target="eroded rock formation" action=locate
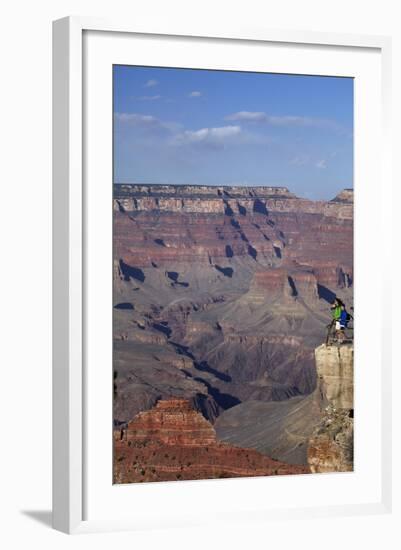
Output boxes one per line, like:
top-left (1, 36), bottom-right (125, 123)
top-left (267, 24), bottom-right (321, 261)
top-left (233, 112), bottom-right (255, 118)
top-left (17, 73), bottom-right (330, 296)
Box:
top-left (114, 399), bottom-right (309, 483)
top-left (307, 343), bottom-right (354, 473)
top-left (125, 399), bottom-right (217, 446)
top-left (307, 405), bottom-right (353, 473)
top-left (314, 344), bottom-right (353, 409)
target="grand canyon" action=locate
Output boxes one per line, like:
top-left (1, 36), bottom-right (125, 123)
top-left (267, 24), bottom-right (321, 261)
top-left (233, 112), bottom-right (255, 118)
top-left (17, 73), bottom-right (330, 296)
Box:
top-left (113, 183), bottom-right (354, 482)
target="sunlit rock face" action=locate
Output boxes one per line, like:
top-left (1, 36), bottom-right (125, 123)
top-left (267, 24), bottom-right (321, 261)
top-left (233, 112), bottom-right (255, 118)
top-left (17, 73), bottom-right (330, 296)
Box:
top-left (314, 344), bottom-right (353, 409)
top-left (113, 184), bottom-right (353, 271)
top-left (307, 343), bottom-right (354, 473)
top-left (113, 399), bottom-right (310, 484)
top-left (125, 399), bottom-right (217, 447)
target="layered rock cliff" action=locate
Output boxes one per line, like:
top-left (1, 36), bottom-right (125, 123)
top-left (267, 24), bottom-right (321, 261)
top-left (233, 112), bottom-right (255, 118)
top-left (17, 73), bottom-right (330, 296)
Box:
top-left (114, 184), bottom-right (353, 219)
top-left (113, 184), bottom-right (353, 272)
top-left (307, 343), bottom-right (354, 473)
top-left (113, 183), bottom-right (353, 473)
top-left (125, 399), bottom-right (217, 446)
top-left (114, 399), bottom-right (309, 483)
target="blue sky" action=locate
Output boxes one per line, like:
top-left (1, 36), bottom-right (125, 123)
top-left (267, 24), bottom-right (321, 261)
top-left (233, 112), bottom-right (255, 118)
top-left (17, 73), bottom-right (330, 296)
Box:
top-left (113, 65), bottom-right (353, 200)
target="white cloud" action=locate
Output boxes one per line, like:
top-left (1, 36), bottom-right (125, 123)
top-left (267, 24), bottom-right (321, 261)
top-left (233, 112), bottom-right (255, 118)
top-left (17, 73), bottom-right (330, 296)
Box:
top-left (269, 115), bottom-right (335, 128)
top-left (115, 112), bottom-right (161, 126)
top-left (226, 111), bottom-right (267, 122)
top-left (114, 112), bottom-right (180, 133)
top-left (144, 79), bottom-right (158, 88)
top-left (315, 159), bottom-right (327, 169)
top-left (189, 91), bottom-right (202, 97)
top-left (225, 111), bottom-right (340, 130)
top-left (115, 113), bottom-right (267, 149)
top-left (173, 125), bottom-right (242, 147)
top-left (290, 155), bottom-right (330, 169)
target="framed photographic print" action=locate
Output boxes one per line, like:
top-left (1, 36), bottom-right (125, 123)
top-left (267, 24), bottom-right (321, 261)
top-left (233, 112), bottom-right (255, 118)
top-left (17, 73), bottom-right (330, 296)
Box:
top-left (52, 17), bottom-right (392, 534)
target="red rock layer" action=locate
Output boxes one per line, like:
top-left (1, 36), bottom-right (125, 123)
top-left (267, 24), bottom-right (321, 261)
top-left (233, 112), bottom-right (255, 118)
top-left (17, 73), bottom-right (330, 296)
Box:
top-left (249, 266), bottom-right (320, 304)
top-left (251, 268), bottom-right (287, 294)
top-left (312, 261), bottom-right (352, 289)
top-left (289, 269), bottom-right (319, 302)
top-left (125, 399), bottom-right (217, 446)
top-left (113, 185), bottom-right (353, 287)
top-left (114, 399), bottom-right (309, 483)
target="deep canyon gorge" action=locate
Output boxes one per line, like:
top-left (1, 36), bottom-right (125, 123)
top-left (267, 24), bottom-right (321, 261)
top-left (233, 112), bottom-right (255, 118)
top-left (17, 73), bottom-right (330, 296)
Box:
top-left (113, 184), bottom-right (354, 482)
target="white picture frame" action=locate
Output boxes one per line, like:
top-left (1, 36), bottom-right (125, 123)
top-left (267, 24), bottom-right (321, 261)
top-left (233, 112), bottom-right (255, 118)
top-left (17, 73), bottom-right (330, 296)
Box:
top-left (52, 16), bottom-right (392, 534)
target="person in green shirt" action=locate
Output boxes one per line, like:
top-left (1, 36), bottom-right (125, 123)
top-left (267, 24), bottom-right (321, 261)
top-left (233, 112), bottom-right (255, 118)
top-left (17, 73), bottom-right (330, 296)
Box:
top-left (330, 298), bottom-right (345, 343)
top-left (331, 299), bottom-right (342, 322)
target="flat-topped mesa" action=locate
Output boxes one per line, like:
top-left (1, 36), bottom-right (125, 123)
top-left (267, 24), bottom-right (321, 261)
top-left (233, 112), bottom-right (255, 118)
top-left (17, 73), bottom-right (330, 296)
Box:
top-left (125, 398), bottom-right (217, 447)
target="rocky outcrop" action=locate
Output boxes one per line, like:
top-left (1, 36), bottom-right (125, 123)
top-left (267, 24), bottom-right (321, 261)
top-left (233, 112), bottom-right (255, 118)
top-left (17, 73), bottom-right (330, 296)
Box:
top-left (288, 269), bottom-right (319, 303)
top-left (114, 399), bottom-right (309, 483)
top-left (307, 405), bottom-right (353, 473)
top-left (331, 189), bottom-right (354, 203)
top-left (313, 261), bottom-right (352, 290)
top-left (125, 399), bottom-right (217, 446)
top-left (314, 344), bottom-right (353, 409)
top-left (307, 343), bottom-right (354, 473)
top-left (249, 267), bottom-right (319, 306)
